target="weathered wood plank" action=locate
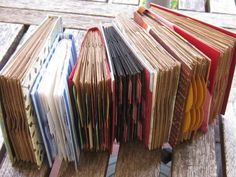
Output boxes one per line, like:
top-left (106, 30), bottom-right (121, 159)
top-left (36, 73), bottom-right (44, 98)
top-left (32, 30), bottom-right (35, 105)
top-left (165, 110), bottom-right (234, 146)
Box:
top-left (112, 0), bottom-right (140, 5)
top-left (0, 6), bottom-right (235, 31)
top-left (115, 142), bottom-right (161, 177)
top-left (208, 0), bottom-right (236, 15)
top-left (0, 7), bottom-right (111, 30)
top-left (179, 10), bottom-right (236, 29)
top-left (223, 64), bottom-right (236, 176)
top-left (178, 0), bottom-right (205, 12)
top-left (61, 152), bottom-right (109, 177)
top-left (0, 155), bottom-right (49, 177)
top-left (171, 126), bottom-right (217, 177)
top-left (225, 65), bottom-right (236, 115)
top-left (214, 119), bottom-right (223, 177)
top-left (0, 22), bottom-right (25, 69)
top-left (0, 0), bottom-right (136, 18)
top-left (90, 0), bottom-right (107, 2)
top-left (221, 114), bottom-right (236, 177)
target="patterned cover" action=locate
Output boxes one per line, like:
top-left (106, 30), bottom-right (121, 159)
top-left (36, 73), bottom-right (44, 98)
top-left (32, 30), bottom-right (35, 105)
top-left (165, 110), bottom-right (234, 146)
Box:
top-left (0, 16), bottom-right (63, 167)
top-left (31, 33), bottom-right (80, 168)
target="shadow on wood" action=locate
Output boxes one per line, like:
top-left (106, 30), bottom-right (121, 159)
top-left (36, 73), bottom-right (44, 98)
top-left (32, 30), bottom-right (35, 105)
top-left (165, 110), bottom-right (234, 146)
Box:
top-left (61, 151), bottom-right (109, 177)
top-left (221, 114), bottom-right (236, 177)
top-left (115, 142), bottom-right (161, 177)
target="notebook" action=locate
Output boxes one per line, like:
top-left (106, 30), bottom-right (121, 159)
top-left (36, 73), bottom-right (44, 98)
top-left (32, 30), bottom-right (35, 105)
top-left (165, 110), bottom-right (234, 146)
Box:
top-left (69, 27), bottom-right (112, 151)
top-left (114, 15), bottom-right (181, 149)
top-left (148, 4), bottom-right (236, 124)
top-left (0, 16), bottom-right (62, 166)
top-left (102, 24), bottom-right (145, 143)
top-left (134, 9), bottom-right (211, 146)
top-left (30, 34), bottom-right (80, 168)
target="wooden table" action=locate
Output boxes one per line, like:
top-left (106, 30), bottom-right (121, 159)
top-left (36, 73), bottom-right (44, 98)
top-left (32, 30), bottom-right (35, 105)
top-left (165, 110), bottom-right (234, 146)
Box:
top-left (0, 0), bottom-right (235, 177)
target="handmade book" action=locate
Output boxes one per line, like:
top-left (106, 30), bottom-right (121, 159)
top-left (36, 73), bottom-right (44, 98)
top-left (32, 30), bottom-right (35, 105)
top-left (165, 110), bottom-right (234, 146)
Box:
top-left (0, 16), bottom-right (62, 166)
top-left (133, 3), bottom-right (236, 147)
top-left (114, 16), bottom-right (181, 150)
top-left (102, 24), bottom-right (145, 143)
top-left (148, 4), bottom-right (236, 125)
top-left (134, 8), bottom-right (211, 146)
top-left (31, 34), bottom-right (80, 168)
top-left (69, 27), bottom-right (112, 151)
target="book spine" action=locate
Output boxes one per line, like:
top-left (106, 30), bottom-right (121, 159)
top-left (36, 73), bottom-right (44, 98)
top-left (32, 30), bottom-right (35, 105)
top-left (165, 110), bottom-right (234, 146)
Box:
top-left (169, 66), bottom-right (191, 147)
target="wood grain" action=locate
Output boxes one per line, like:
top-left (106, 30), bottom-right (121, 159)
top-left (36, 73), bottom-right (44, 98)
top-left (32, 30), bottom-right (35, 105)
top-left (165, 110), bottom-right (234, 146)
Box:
top-left (208, 0), bottom-right (236, 15)
top-left (62, 152), bottom-right (109, 177)
top-left (0, 22), bottom-right (25, 69)
top-left (178, 0), bottom-right (205, 12)
top-left (0, 4), bottom-right (235, 31)
top-left (171, 126), bottom-right (217, 177)
top-left (112, 0), bottom-right (140, 5)
top-left (223, 64), bottom-right (236, 177)
top-left (221, 114), bottom-right (236, 177)
top-left (0, 155), bottom-right (49, 177)
top-left (115, 142), bottom-right (161, 177)
top-left (0, 7), bottom-right (111, 30)
top-left (180, 10), bottom-right (236, 29)
top-left (0, 0), bottom-right (136, 18)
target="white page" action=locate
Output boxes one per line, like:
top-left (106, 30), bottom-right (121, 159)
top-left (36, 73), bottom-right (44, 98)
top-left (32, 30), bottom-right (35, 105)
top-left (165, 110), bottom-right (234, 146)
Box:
top-left (38, 40), bottom-right (68, 160)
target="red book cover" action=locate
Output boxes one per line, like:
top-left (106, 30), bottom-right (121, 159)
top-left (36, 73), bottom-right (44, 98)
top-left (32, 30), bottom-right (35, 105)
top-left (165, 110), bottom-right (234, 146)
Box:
top-left (143, 68), bottom-right (153, 148)
top-left (133, 9), bottom-right (213, 146)
top-left (150, 3), bottom-right (236, 114)
top-left (136, 7), bottom-right (220, 94)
